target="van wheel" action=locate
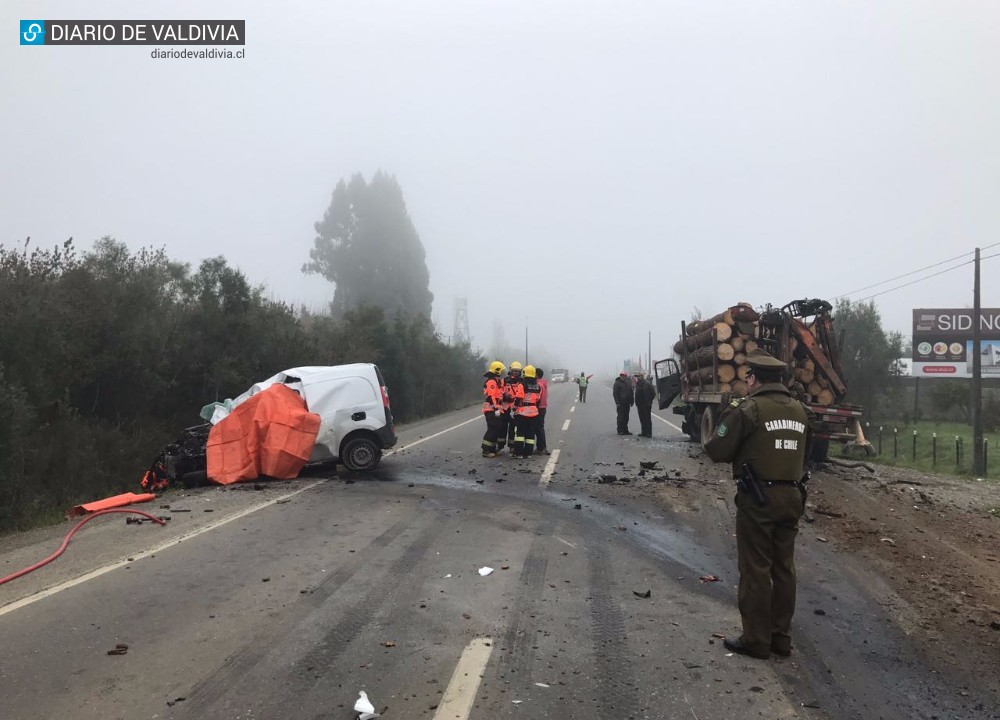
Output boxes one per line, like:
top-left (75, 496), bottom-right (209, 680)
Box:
top-left (342, 437), bottom-right (382, 471)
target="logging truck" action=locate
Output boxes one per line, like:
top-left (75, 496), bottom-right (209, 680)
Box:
top-left (653, 299), bottom-right (875, 461)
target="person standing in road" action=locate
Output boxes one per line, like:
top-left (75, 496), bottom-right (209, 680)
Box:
top-left (703, 349), bottom-right (813, 660)
top-left (575, 372), bottom-right (592, 402)
top-left (535, 368), bottom-right (550, 454)
top-left (512, 365), bottom-right (541, 458)
top-left (612, 371), bottom-right (634, 434)
top-left (503, 362), bottom-right (524, 453)
top-left (481, 361), bottom-right (506, 457)
top-left (634, 372), bottom-right (656, 438)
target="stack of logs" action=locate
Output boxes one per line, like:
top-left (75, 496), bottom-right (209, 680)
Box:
top-left (672, 303), bottom-right (836, 404)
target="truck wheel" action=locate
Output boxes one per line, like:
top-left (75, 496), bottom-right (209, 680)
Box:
top-left (700, 407), bottom-right (718, 446)
top-left (810, 439), bottom-right (830, 463)
top-left (686, 407), bottom-right (702, 442)
top-left (341, 436), bottom-right (382, 471)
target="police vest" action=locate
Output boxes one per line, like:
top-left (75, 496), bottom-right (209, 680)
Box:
top-left (734, 391), bottom-right (809, 482)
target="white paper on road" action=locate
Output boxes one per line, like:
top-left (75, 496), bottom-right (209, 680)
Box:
top-left (535, 682), bottom-right (550, 687)
top-left (479, 567), bottom-right (494, 576)
top-left (354, 690), bottom-right (376, 714)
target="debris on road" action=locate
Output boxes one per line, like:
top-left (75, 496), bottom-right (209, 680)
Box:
top-left (639, 461), bottom-right (659, 470)
top-left (816, 536), bottom-right (829, 542)
top-left (633, 589), bottom-right (651, 598)
top-left (69, 492), bottom-right (156, 518)
top-left (501, 564), bottom-right (510, 570)
top-left (383, 641), bottom-right (395, 648)
top-left (106, 644), bottom-right (129, 656)
top-left (880, 537), bottom-right (897, 546)
top-left (479, 567), bottom-right (494, 576)
top-left (598, 474), bottom-right (617, 483)
top-left (354, 690), bottom-right (377, 716)
top-left (535, 682), bottom-right (550, 688)
top-left (699, 575), bottom-right (719, 583)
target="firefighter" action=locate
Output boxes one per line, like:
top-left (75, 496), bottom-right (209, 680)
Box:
top-left (512, 365), bottom-right (541, 458)
top-left (481, 361), bottom-right (506, 457)
top-left (503, 362), bottom-right (524, 453)
top-left (703, 349), bottom-right (814, 660)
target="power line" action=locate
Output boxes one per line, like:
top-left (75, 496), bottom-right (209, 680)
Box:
top-left (857, 259), bottom-right (974, 302)
top-left (833, 241), bottom-right (1000, 300)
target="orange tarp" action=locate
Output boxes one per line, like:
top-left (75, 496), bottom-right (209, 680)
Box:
top-left (206, 383), bottom-right (321, 485)
top-left (69, 492), bottom-right (156, 517)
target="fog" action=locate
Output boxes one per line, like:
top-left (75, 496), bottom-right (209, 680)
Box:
top-left (4, 1), bottom-right (1000, 377)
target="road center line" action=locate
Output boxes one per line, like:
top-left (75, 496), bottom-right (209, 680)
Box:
top-left (570, 406), bottom-right (575, 413)
top-left (539, 449), bottom-right (561, 486)
top-left (387, 415), bottom-right (481, 455)
top-left (0, 480), bottom-right (324, 617)
top-left (433, 637), bottom-right (494, 720)
top-left (652, 413), bottom-right (684, 433)
top-left (561, 419), bottom-right (571, 431)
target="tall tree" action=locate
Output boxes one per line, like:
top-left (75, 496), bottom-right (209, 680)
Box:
top-left (304, 171), bottom-right (434, 319)
top-left (833, 299), bottom-right (905, 416)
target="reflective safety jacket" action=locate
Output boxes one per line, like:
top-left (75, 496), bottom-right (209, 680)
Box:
top-left (516, 378), bottom-right (541, 418)
top-left (482, 374), bottom-right (504, 414)
top-left (503, 374), bottom-right (524, 411)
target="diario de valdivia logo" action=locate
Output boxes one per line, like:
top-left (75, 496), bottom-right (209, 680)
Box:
top-left (19, 20), bottom-right (244, 45)
top-left (20, 20), bottom-right (46, 45)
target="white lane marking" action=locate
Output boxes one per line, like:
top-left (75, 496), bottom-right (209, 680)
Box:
top-left (386, 415), bottom-right (481, 455)
top-left (433, 637), bottom-right (494, 720)
top-left (561, 419), bottom-right (571, 431)
top-left (539, 449), bottom-right (561, 486)
top-left (554, 536), bottom-right (577, 549)
top-left (0, 480), bottom-right (324, 617)
top-left (653, 413), bottom-right (684, 433)
top-left (570, 406), bottom-right (575, 413)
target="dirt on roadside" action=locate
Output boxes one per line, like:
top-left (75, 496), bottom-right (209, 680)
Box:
top-left (582, 438), bottom-right (1000, 698)
top-left (801, 461), bottom-right (1000, 686)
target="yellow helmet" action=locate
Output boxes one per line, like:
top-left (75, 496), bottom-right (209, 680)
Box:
top-left (509, 361), bottom-right (523, 372)
top-left (489, 360), bottom-right (505, 375)
top-left (523, 365), bottom-right (537, 378)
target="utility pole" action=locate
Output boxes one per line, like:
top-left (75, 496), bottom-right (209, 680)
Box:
top-left (973, 247), bottom-right (984, 475)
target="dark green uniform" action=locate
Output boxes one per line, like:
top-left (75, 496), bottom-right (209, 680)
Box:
top-left (704, 375), bottom-right (813, 659)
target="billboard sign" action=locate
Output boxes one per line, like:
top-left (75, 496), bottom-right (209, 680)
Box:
top-left (912, 308), bottom-right (1000, 377)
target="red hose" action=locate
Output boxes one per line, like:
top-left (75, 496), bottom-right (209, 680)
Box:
top-left (0, 508), bottom-right (167, 586)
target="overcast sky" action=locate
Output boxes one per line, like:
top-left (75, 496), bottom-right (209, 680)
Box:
top-left (3, 1), bottom-right (1000, 377)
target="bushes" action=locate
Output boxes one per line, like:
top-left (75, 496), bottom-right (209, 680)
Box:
top-left (0, 238), bottom-right (482, 533)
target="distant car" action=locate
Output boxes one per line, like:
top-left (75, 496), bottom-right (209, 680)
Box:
top-left (153, 364), bottom-right (397, 486)
top-left (551, 368), bottom-right (569, 383)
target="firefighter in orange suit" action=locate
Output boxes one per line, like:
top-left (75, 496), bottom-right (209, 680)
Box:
top-left (512, 365), bottom-right (542, 458)
top-left (503, 362), bottom-right (524, 453)
top-left (482, 361), bottom-right (506, 457)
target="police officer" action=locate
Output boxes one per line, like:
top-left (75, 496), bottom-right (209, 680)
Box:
top-left (612, 372), bottom-right (634, 434)
top-left (704, 349), bottom-right (813, 660)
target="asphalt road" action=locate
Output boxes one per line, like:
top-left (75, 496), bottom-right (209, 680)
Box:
top-left (0, 381), bottom-right (995, 719)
